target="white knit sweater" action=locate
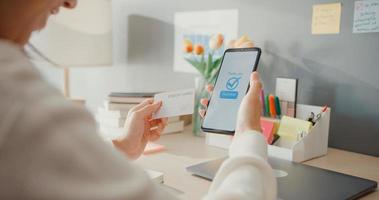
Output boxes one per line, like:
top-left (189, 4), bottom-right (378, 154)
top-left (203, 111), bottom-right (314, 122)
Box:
top-left (0, 40), bottom-right (277, 200)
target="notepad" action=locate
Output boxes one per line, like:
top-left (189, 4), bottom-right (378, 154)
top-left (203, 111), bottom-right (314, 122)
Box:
top-left (261, 118), bottom-right (275, 144)
top-left (277, 116), bottom-right (313, 142)
top-left (312, 3), bottom-right (342, 34)
top-left (353, 0), bottom-right (379, 33)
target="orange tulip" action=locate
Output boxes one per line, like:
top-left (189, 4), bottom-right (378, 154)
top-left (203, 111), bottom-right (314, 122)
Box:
top-left (234, 34), bottom-right (254, 48)
top-left (183, 39), bottom-right (193, 53)
top-left (209, 33), bottom-right (224, 50)
top-left (227, 39), bottom-right (237, 49)
top-left (238, 41), bottom-right (255, 48)
top-left (194, 44), bottom-right (205, 55)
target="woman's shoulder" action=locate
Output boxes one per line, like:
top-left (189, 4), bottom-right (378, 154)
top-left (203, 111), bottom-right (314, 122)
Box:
top-left (0, 43), bottom-right (87, 116)
top-left (0, 40), bottom-right (56, 100)
top-left (0, 40), bottom-right (80, 122)
top-left (0, 40), bottom-right (97, 148)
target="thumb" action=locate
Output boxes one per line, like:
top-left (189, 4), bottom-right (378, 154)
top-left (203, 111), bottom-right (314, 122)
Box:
top-left (247, 72), bottom-right (262, 97)
top-left (138, 101), bottom-right (162, 116)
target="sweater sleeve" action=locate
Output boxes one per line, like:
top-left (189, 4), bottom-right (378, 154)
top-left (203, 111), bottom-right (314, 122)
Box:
top-left (0, 98), bottom-right (178, 200)
top-left (204, 131), bottom-right (277, 200)
top-left (0, 45), bottom-right (177, 199)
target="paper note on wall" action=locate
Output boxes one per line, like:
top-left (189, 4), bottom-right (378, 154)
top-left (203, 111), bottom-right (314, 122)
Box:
top-left (312, 3), bottom-right (342, 35)
top-left (353, 0), bottom-right (379, 33)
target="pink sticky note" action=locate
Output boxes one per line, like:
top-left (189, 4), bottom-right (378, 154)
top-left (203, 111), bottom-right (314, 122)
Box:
top-left (143, 142), bottom-right (166, 155)
top-left (260, 119), bottom-right (275, 144)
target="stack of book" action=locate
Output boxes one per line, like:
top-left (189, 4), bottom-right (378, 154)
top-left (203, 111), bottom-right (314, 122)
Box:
top-left (96, 92), bottom-right (185, 140)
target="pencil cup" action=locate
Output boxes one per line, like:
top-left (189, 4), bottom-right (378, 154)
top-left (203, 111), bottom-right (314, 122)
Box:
top-left (205, 104), bottom-right (331, 163)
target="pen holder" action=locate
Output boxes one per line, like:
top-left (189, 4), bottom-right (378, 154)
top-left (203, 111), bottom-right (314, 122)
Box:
top-left (205, 104), bottom-right (331, 163)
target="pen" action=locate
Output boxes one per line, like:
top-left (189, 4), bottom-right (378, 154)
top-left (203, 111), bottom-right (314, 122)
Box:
top-left (261, 89), bottom-right (266, 116)
top-left (274, 96), bottom-right (281, 118)
top-left (265, 95), bottom-right (270, 117)
top-left (321, 105), bottom-right (328, 113)
top-left (269, 95), bottom-right (276, 118)
top-left (314, 105), bottom-right (329, 124)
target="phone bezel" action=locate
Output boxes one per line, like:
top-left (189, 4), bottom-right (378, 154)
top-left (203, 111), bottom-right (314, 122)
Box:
top-left (201, 47), bottom-right (262, 135)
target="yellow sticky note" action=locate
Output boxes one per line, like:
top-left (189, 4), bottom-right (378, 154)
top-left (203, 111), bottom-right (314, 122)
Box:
top-left (277, 116), bottom-right (313, 141)
top-left (312, 3), bottom-right (342, 34)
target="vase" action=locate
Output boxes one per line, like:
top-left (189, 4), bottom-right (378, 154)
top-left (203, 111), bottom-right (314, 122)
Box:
top-left (192, 76), bottom-right (208, 136)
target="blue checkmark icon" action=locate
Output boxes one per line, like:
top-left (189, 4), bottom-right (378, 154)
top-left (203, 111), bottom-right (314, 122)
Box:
top-left (220, 76), bottom-right (241, 99)
top-left (226, 77), bottom-right (241, 91)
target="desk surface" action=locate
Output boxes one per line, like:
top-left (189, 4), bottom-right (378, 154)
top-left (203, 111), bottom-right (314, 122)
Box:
top-left (135, 126), bottom-right (379, 200)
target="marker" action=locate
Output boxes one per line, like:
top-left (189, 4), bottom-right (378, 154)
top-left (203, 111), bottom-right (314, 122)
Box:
top-left (269, 95), bottom-right (276, 118)
top-left (321, 105), bottom-right (328, 112)
top-left (261, 89), bottom-right (266, 116)
top-left (274, 96), bottom-right (281, 118)
top-left (265, 95), bottom-right (270, 117)
top-left (313, 105), bottom-right (329, 124)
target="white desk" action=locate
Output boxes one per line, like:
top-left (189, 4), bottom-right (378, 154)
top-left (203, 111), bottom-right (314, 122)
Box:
top-left (135, 126), bottom-right (379, 200)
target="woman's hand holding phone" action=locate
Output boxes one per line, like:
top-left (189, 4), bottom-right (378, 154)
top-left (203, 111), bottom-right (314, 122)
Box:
top-left (200, 72), bottom-right (262, 135)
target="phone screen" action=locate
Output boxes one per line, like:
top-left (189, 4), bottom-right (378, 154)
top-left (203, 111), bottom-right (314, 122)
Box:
top-left (202, 48), bottom-right (260, 134)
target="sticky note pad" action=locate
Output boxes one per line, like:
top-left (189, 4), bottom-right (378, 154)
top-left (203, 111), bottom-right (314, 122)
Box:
top-left (261, 118), bottom-right (275, 144)
top-left (261, 117), bottom-right (281, 135)
top-left (277, 116), bottom-right (313, 141)
top-left (312, 3), bottom-right (342, 34)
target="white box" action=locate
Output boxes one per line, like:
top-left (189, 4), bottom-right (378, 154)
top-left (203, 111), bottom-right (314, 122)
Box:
top-left (205, 104), bottom-right (331, 163)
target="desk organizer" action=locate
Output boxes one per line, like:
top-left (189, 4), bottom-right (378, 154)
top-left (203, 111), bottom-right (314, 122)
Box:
top-left (205, 104), bottom-right (331, 163)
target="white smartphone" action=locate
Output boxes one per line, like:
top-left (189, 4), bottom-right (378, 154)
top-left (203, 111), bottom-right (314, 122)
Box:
top-left (201, 47), bottom-right (261, 135)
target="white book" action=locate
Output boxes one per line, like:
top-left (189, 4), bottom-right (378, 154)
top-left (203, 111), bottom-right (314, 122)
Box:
top-left (104, 101), bottom-right (137, 112)
top-left (162, 121), bottom-right (184, 135)
top-left (205, 133), bottom-right (233, 149)
top-left (168, 116), bottom-right (180, 123)
top-left (98, 120), bottom-right (185, 140)
top-left (145, 169), bottom-right (164, 184)
top-left (96, 114), bottom-right (126, 128)
top-left (97, 113), bottom-right (180, 129)
top-left (98, 107), bottom-right (120, 118)
top-left (98, 126), bottom-right (124, 140)
top-left (108, 96), bottom-right (149, 104)
top-left (97, 107), bottom-right (129, 119)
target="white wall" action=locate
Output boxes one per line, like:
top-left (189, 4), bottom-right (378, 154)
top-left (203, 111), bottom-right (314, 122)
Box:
top-left (33, 0), bottom-right (379, 156)
top-left (35, 0), bottom-right (197, 112)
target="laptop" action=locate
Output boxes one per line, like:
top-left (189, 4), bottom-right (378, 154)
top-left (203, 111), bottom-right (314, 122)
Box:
top-left (186, 157), bottom-right (377, 200)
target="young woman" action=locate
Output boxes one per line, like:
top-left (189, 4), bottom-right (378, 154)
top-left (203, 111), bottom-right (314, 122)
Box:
top-left (0, 0), bottom-right (276, 199)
